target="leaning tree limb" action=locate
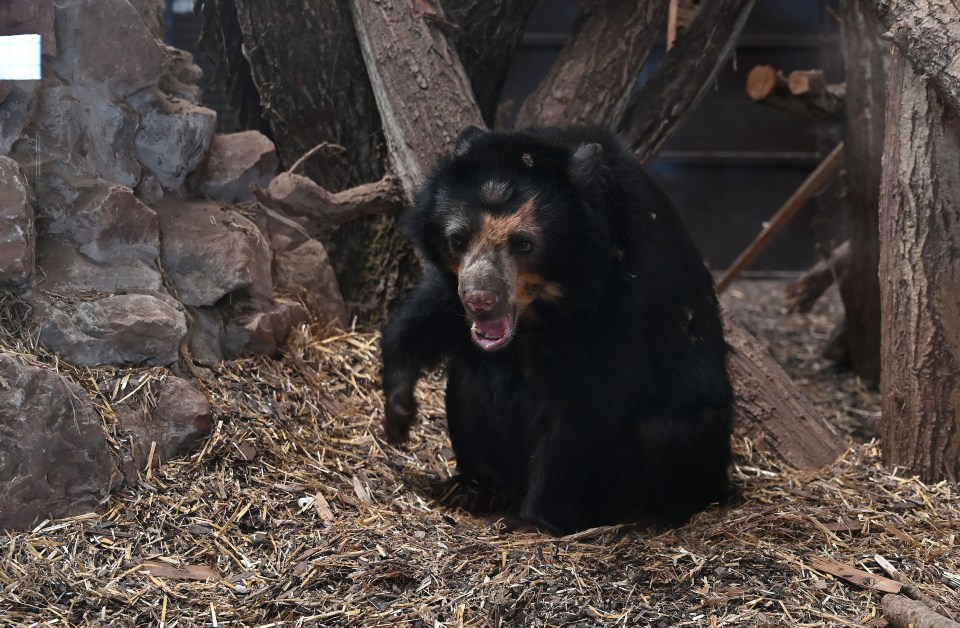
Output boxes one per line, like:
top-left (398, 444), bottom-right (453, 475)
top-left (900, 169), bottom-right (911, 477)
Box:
top-left (716, 143), bottom-right (845, 294)
top-left (746, 65), bottom-right (847, 122)
top-left (347, 0), bottom-right (482, 199)
top-left (513, 0), bottom-right (668, 129)
top-left (442, 0), bottom-right (538, 127)
top-left (620, 0), bottom-right (756, 163)
top-left (865, 0), bottom-right (960, 117)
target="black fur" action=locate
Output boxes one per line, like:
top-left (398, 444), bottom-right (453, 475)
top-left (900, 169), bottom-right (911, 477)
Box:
top-left (381, 126), bottom-right (733, 535)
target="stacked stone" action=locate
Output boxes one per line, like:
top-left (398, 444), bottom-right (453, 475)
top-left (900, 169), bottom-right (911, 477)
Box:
top-left (0, 0), bottom-right (347, 528)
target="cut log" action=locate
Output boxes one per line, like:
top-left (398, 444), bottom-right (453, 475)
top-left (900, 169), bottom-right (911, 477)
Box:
top-left (746, 65), bottom-right (846, 122)
top-left (666, 0), bottom-right (701, 50)
top-left (882, 594), bottom-right (960, 628)
top-left (725, 315), bottom-right (849, 469)
top-left (785, 239), bottom-right (851, 314)
top-left (621, 0), bottom-right (756, 163)
top-left (514, 0), bottom-right (667, 129)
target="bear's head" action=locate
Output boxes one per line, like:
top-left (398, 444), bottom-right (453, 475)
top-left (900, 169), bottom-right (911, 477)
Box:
top-left (406, 126), bottom-right (618, 351)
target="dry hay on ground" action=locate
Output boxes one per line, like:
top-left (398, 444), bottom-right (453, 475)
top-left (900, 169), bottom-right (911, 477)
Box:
top-left (1, 280), bottom-right (958, 627)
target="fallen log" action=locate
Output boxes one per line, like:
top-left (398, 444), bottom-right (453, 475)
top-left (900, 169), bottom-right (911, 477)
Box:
top-left (883, 594), bottom-right (960, 628)
top-left (725, 315), bottom-right (849, 469)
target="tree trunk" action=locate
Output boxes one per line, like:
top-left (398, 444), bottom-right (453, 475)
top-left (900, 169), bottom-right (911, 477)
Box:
top-left (837, 0), bottom-right (886, 386)
top-left (879, 48), bottom-right (960, 483)
top-left (513, 0), bottom-right (667, 129)
top-left (442, 0), bottom-right (538, 127)
top-left (222, 0), bottom-right (416, 322)
top-left (348, 0), bottom-right (482, 199)
top-left (231, 0), bottom-right (382, 189)
top-left (620, 0), bottom-right (756, 163)
top-left (866, 0), bottom-right (960, 117)
top-left (725, 317), bottom-right (848, 470)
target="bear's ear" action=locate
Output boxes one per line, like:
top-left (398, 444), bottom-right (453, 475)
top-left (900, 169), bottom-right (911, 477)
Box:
top-left (454, 125), bottom-right (488, 156)
top-left (570, 142), bottom-right (603, 186)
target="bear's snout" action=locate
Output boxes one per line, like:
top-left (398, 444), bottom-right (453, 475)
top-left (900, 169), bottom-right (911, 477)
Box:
top-left (462, 289), bottom-right (500, 317)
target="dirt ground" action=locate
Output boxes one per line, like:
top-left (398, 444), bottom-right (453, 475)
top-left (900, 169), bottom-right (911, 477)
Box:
top-left (1, 278), bottom-right (958, 627)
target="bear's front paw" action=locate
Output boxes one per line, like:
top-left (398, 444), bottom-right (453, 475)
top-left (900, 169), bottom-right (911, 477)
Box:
top-left (384, 390), bottom-right (418, 444)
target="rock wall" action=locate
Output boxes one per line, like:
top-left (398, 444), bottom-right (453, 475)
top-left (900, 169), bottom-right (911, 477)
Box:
top-left (0, 0), bottom-right (347, 529)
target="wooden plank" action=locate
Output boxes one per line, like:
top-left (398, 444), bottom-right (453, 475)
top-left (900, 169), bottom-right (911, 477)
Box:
top-left (716, 142), bottom-right (845, 293)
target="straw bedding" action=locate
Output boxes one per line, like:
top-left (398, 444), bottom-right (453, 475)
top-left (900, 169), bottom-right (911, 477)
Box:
top-left (0, 281), bottom-right (957, 627)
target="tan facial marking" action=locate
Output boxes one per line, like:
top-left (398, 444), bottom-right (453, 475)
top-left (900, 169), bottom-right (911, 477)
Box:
top-left (475, 197), bottom-right (541, 250)
top-left (517, 272), bottom-right (564, 309)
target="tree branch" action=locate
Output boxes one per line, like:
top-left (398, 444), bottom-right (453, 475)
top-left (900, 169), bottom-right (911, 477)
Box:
top-left (620, 0), bottom-right (756, 164)
top-left (254, 173), bottom-right (404, 227)
top-left (865, 0), bottom-right (960, 117)
top-left (785, 240), bottom-right (851, 314)
top-left (514, 0), bottom-right (668, 129)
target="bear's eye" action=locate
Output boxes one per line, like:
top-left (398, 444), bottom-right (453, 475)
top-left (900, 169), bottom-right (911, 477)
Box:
top-left (512, 237), bottom-right (535, 256)
top-left (449, 233), bottom-right (468, 253)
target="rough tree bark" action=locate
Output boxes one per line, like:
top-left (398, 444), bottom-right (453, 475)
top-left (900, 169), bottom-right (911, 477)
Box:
top-left (347, 0), bottom-right (482, 198)
top-left (867, 0), bottom-right (960, 117)
top-left (620, 0), bottom-right (756, 163)
top-left (513, 0), bottom-right (668, 129)
top-left (442, 0), bottom-right (538, 127)
top-left (200, 0), bottom-right (416, 321)
top-left (726, 319), bottom-right (848, 469)
top-left (838, 0), bottom-right (887, 385)
top-left (879, 48), bottom-right (960, 483)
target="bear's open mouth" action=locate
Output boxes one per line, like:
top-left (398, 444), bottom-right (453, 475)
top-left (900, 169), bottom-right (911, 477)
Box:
top-left (470, 310), bottom-right (516, 351)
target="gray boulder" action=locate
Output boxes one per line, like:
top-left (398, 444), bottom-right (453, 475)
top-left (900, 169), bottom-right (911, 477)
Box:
top-left (0, 157), bottom-right (35, 285)
top-left (37, 237), bottom-right (163, 294)
top-left (117, 375), bottom-right (213, 477)
top-left (190, 131), bottom-right (279, 203)
top-left (48, 184), bottom-right (160, 263)
top-left (158, 198), bottom-right (273, 307)
top-left (52, 0), bottom-right (164, 98)
top-left (39, 293), bottom-right (187, 366)
top-left (0, 353), bottom-right (118, 530)
top-left (133, 93), bottom-right (216, 190)
top-left (274, 238), bottom-right (348, 327)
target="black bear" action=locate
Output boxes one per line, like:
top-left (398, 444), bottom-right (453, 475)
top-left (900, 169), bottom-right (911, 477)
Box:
top-left (381, 125), bottom-right (733, 535)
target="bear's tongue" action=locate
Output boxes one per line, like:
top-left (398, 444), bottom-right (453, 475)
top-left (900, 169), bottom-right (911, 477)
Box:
top-left (470, 312), bottom-right (514, 351)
